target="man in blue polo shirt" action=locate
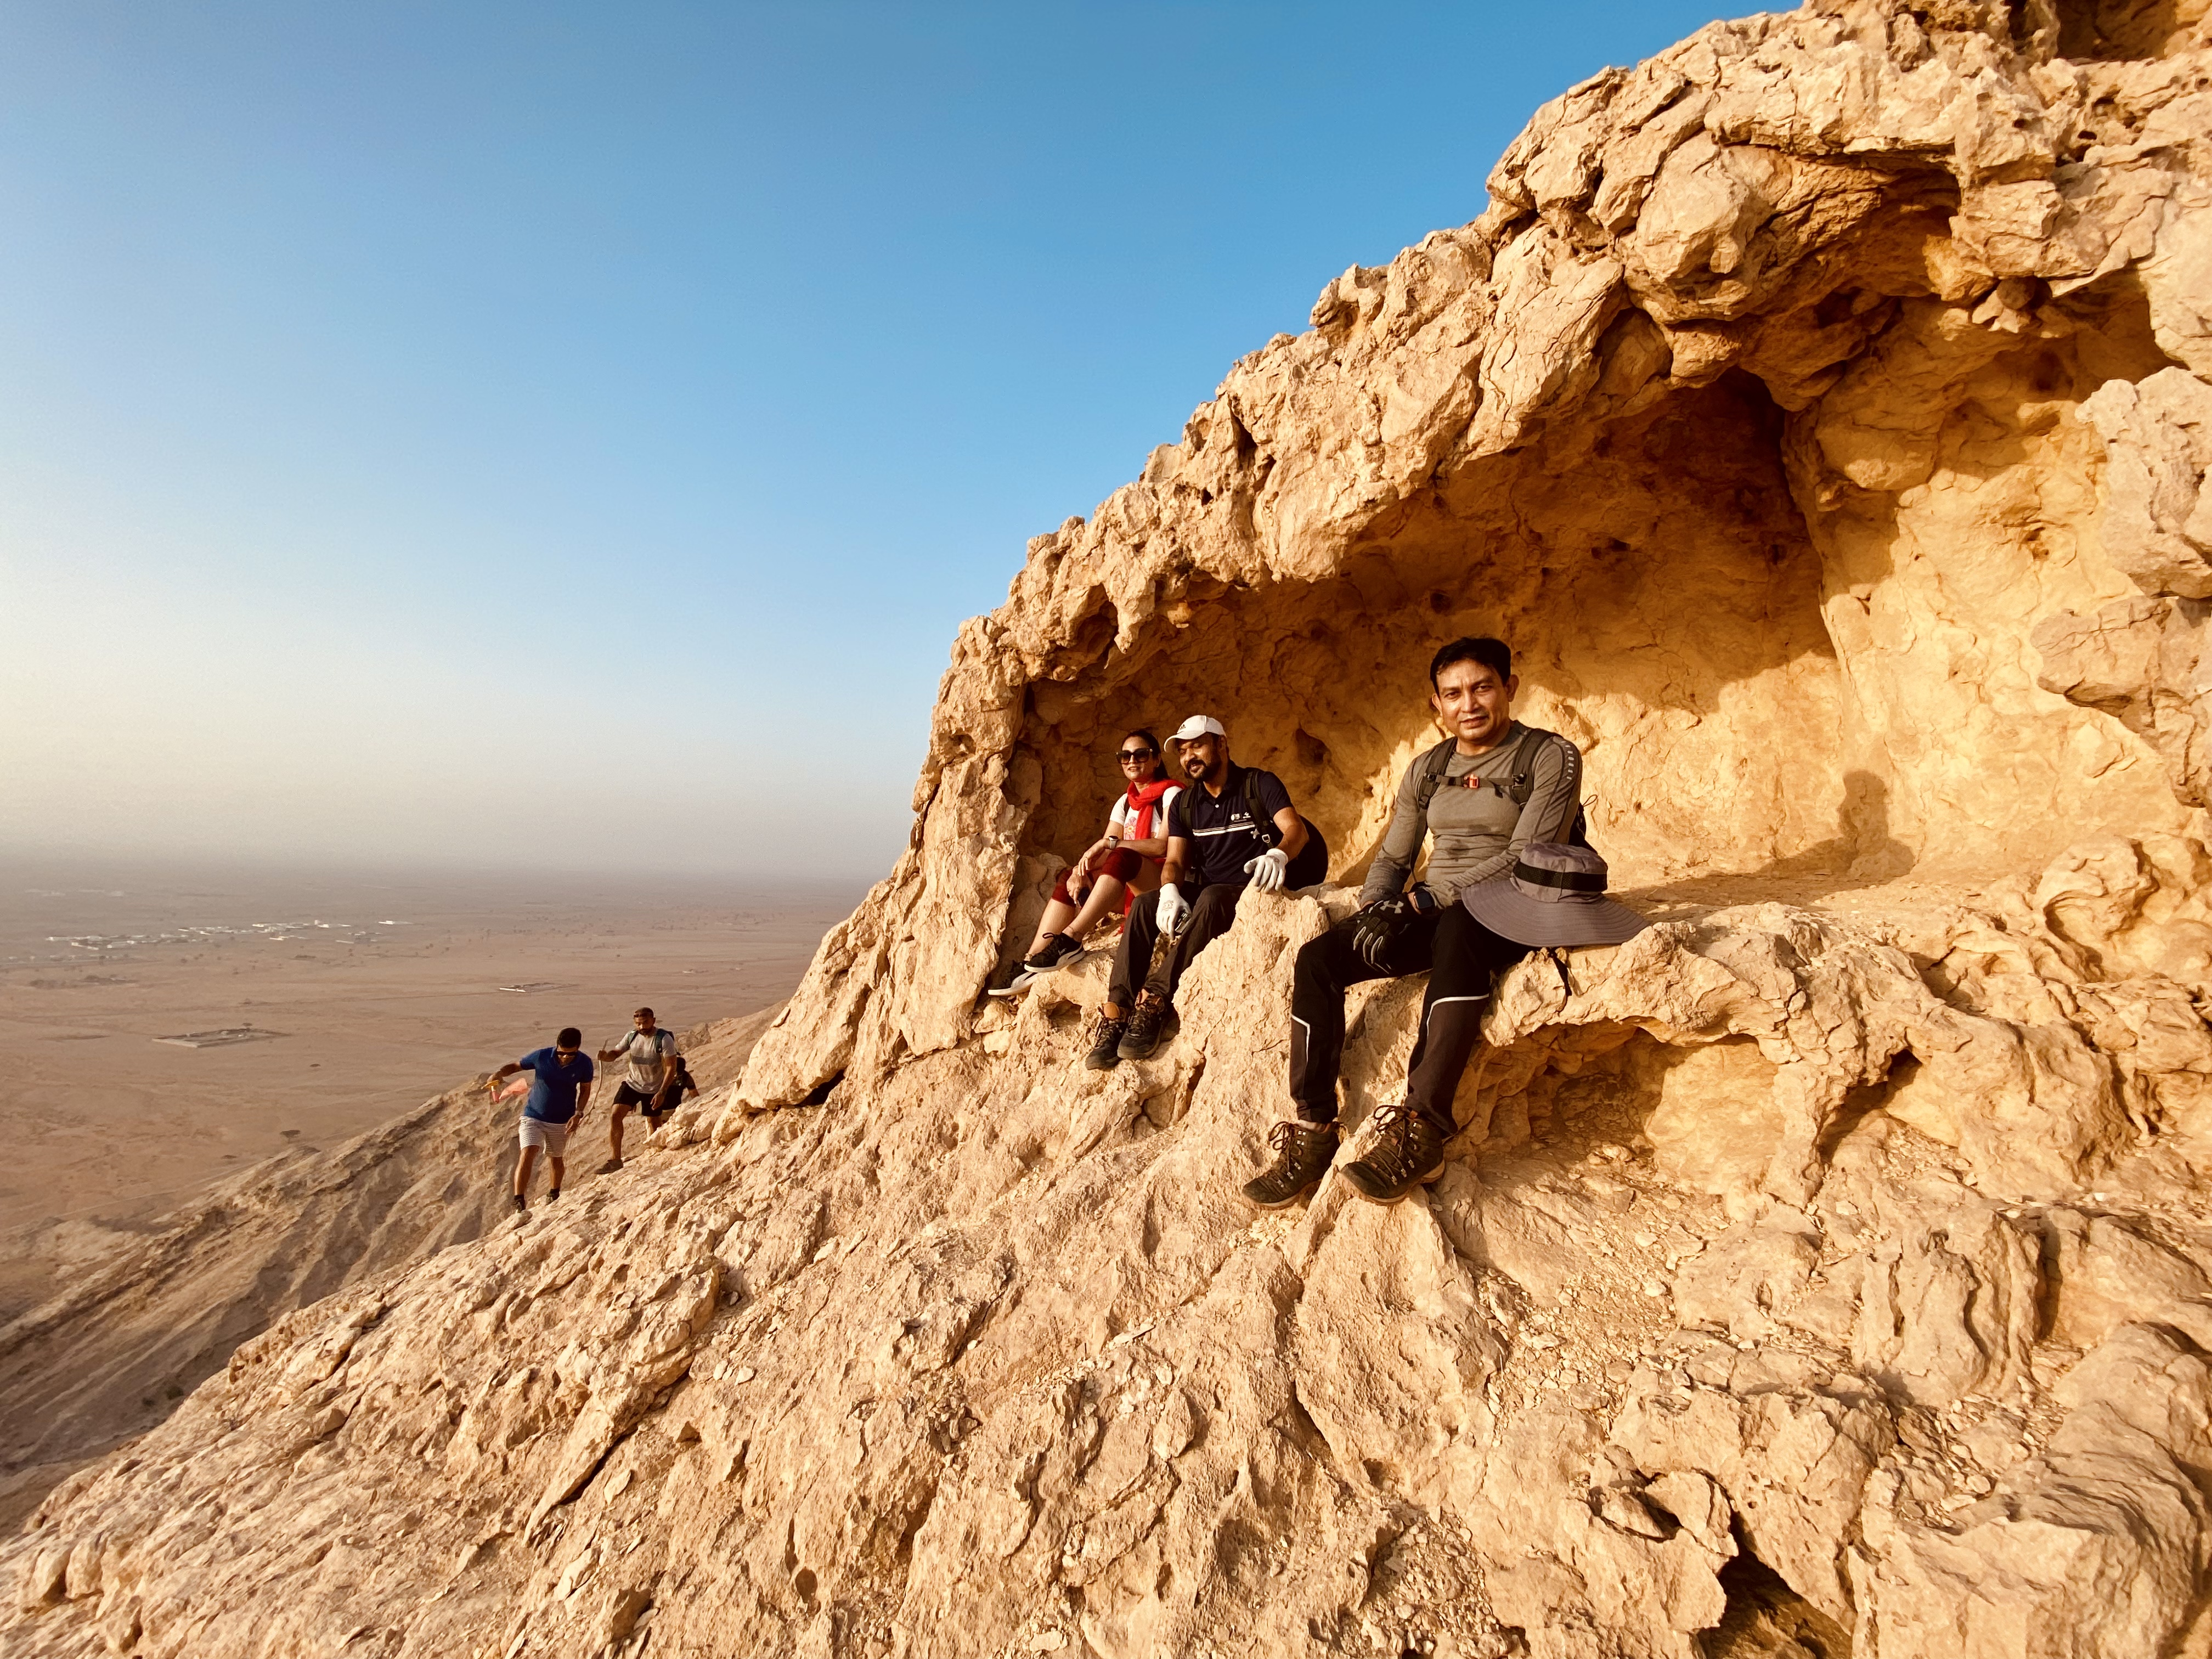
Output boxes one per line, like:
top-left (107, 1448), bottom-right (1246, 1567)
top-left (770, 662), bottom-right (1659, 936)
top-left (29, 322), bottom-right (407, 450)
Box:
top-left (486, 1026), bottom-right (595, 1215)
top-left (1086, 714), bottom-right (1321, 1069)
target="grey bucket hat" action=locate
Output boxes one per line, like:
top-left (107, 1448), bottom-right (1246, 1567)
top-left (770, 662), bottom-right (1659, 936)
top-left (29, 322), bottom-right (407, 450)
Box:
top-left (1462, 843), bottom-right (1649, 948)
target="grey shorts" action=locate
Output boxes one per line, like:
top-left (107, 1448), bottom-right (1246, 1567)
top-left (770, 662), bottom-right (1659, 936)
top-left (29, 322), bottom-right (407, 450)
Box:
top-left (517, 1118), bottom-right (570, 1156)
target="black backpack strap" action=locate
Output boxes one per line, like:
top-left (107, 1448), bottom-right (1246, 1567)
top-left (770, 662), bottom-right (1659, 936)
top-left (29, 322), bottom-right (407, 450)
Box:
top-left (1412, 737), bottom-right (1458, 817)
top-left (1505, 725), bottom-right (1592, 846)
top-left (1240, 765), bottom-right (1291, 848)
top-left (1502, 724), bottom-right (1549, 806)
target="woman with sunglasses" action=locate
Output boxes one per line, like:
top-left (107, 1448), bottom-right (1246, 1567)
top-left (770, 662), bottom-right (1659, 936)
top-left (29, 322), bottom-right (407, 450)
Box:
top-left (991, 730), bottom-right (1180, 994)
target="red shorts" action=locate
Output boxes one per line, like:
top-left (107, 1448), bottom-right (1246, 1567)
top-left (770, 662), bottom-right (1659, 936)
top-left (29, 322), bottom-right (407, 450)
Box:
top-left (1052, 848), bottom-right (1146, 909)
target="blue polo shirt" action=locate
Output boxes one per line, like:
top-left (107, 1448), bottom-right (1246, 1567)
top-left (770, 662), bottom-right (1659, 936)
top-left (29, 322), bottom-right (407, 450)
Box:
top-left (518, 1047), bottom-right (593, 1124)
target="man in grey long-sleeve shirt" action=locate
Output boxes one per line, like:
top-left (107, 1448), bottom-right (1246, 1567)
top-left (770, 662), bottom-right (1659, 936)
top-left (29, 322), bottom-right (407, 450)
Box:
top-left (1242, 635), bottom-right (1585, 1209)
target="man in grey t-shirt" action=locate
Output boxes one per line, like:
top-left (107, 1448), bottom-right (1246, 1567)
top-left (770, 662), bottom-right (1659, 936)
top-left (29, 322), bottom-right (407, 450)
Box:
top-left (1243, 636), bottom-right (1583, 1209)
top-left (595, 1006), bottom-right (681, 1172)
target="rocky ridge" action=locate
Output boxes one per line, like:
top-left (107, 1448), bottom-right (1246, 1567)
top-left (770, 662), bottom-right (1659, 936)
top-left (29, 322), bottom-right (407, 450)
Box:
top-left (0, 1009), bottom-right (780, 1537)
top-left (12, 2), bottom-right (2212, 1655)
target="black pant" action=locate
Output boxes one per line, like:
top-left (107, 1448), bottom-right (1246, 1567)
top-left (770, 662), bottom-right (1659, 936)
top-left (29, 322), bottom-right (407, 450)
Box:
top-left (1108, 882), bottom-right (1244, 1008)
top-left (1289, 905), bottom-right (1529, 1132)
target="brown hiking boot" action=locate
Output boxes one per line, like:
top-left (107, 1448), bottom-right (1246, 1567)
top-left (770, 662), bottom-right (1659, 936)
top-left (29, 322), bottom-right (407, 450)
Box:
top-left (1341, 1103), bottom-right (1448, 1203)
top-left (1242, 1120), bottom-right (1340, 1209)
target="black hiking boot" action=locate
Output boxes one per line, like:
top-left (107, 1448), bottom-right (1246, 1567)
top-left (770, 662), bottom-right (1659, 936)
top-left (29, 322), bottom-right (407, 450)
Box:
top-left (1242, 1120), bottom-right (1340, 1209)
top-left (511, 1193), bottom-right (527, 1215)
top-left (1084, 1013), bottom-right (1131, 1071)
top-left (1117, 994), bottom-right (1173, 1061)
top-left (1341, 1103), bottom-right (1449, 1204)
top-left (1024, 932), bottom-right (1085, 974)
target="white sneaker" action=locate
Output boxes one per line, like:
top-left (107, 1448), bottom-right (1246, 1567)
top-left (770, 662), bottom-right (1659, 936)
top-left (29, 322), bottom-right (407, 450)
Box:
top-left (986, 967), bottom-right (1039, 999)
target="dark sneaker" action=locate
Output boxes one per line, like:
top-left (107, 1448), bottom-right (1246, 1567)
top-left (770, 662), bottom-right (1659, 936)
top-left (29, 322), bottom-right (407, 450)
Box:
top-left (1117, 996), bottom-right (1173, 1061)
top-left (1242, 1120), bottom-right (1341, 1209)
top-left (546, 1188), bottom-right (561, 1202)
top-left (986, 966), bottom-right (1038, 1000)
top-left (1084, 1014), bottom-right (1130, 1071)
top-left (511, 1193), bottom-right (527, 1215)
top-left (1024, 932), bottom-right (1085, 974)
top-left (1341, 1103), bottom-right (1449, 1203)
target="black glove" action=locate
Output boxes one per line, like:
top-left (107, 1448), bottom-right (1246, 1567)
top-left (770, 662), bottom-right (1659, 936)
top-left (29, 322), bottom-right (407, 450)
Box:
top-left (1351, 887), bottom-right (1442, 972)
top-left (1352, 895), bottom-right (1413, 972)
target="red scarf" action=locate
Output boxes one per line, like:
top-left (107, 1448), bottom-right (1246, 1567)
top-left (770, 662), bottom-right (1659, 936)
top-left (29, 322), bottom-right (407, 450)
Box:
top-left (1124, 777), bottom-right (1173, 843)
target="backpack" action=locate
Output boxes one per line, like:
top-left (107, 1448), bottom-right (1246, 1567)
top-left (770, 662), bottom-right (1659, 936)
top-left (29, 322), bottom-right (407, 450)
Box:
top-left (1241, 767), bottom-right (1331, 888)
top-left (1411, 725), bottom-right (1589, 848)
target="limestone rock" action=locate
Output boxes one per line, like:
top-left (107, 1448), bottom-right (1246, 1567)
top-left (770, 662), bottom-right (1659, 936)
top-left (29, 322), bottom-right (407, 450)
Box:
top-left (0, 1007), bottom-right (777, 1534)
top-left (15, 3), bottom-right (2212, 1657)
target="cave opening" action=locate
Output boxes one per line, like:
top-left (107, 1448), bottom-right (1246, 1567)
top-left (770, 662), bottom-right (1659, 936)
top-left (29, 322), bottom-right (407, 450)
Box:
top-left (1695, 1542), bottom-right (1852, 1659)
top-left (1015, 368), bottom-right (1844, 895)
top-left (1009, 257), bottom-right (2192, 912)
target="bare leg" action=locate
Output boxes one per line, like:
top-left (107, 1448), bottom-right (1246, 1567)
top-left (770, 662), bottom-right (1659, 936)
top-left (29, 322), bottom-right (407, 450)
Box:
top-left (1025, 894), bottom-right (1081, 960)
top-left (515, 1144), bottom-right (539, 1200)
top-left (1058, 874), bottom-right (1128, 941)
top-left (610, 1102), bottom-right (630, 1165)
top-left (548, 1156), bottom-right (565, 1197)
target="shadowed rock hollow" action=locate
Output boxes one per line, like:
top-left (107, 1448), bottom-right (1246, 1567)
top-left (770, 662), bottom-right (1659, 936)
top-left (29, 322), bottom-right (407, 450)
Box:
top-left (13, 3), bottom-right (2212, 1656)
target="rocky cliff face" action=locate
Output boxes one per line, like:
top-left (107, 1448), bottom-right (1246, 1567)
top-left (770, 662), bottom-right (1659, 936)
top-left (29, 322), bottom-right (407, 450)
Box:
top-left (12, 3), bottom-right (2212, 1656)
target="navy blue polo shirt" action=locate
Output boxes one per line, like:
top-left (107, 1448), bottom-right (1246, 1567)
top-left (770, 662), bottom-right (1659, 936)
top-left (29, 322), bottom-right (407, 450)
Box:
top-left (518, 1047), bottom-right (594, 1124)
top-left (1168, 764), bottom-right (1294, 886)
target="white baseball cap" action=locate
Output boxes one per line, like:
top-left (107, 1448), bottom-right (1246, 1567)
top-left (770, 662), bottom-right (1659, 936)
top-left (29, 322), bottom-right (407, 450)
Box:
top-left (1168, 715), bottom-right (1226, 743)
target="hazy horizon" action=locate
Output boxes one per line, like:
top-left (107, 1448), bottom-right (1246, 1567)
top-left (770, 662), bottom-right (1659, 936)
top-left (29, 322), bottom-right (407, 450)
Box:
top-left (0, 849), bottom-right (874, 939)
top-left (2, 0), bottom-right (1743, 878)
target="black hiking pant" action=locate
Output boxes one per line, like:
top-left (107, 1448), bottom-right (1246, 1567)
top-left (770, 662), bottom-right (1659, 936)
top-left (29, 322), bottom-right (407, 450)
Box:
top-left (1289, 904), bottom-right (1529, 1133)
top-left (1108, 881), bottom-right (1244, 1008)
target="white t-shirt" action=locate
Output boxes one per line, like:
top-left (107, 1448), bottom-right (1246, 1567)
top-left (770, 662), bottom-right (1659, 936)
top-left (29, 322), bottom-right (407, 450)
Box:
top-left (1107, 786), bottom-right (1181, 847)
top-left (609, 1028), bottom-right (680, 1092)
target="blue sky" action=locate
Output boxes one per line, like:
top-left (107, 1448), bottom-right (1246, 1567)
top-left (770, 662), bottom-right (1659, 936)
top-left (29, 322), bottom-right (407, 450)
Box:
top-left (0, 1), bottom-right (1740, 878)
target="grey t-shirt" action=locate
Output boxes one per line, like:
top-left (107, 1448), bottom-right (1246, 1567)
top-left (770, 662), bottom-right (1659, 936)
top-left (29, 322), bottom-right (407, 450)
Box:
top-left (1360, 724), bottom-right (1583, 906)
top-left (609, 1028), bottom-right (680, 1092)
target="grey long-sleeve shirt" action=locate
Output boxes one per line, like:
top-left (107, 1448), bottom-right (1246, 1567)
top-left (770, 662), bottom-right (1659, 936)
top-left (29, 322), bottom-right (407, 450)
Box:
top-left (1359, 723), bottom-right (1584, 907)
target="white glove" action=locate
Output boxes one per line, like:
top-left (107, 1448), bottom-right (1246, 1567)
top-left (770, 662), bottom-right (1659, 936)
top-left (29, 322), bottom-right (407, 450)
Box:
top-left (1244, 847), bottom-right (1290, 892)
top-left (1154, 883), bottom-right (1189, 935)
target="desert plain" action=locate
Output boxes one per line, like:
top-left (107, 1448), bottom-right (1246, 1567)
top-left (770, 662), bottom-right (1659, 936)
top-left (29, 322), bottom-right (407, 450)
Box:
top-left (0, 856), bottom-right (855, 1321)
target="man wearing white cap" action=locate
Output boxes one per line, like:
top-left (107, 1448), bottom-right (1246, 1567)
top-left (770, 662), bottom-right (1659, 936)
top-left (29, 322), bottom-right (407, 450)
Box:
top-left (1084, 713), bottom-right (1324, 1070)
top-left (1243, 636), bottom-right (1644, 1207)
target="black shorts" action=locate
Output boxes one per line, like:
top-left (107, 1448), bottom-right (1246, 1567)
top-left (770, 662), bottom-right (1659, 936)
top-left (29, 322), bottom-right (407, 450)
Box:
top-left (614, 1081), bottom-right (673, 1114)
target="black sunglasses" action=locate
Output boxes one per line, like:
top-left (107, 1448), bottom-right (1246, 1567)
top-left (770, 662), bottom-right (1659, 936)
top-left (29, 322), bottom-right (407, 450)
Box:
top-left (1118, 747), bottom-right (1156, 760)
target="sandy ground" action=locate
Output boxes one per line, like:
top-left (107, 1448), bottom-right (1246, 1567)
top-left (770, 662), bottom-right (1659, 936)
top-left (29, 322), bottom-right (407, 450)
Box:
top-left (0, 856), bottom-right (857, 1319)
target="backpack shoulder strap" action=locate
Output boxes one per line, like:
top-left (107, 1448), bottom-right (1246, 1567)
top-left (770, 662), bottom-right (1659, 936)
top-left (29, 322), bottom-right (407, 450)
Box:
top-left (1412, 738), bottom-right (1458, 815)
top-left (1241, 766), bottom-right (1280, 848)
top-left (1502, 723), bottom-right (1555, 806)
top-left (1504, 724), bottom-right (1592, 844)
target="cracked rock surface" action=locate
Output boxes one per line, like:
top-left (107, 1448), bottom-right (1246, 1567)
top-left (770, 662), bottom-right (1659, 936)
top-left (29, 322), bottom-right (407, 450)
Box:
top-left (14, 2), bottom-right (2212, 1655)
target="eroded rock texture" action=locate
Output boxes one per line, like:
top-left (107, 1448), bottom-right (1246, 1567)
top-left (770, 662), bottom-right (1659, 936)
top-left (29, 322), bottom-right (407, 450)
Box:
top-left (14, 2), bottom-right (2212, 1655)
